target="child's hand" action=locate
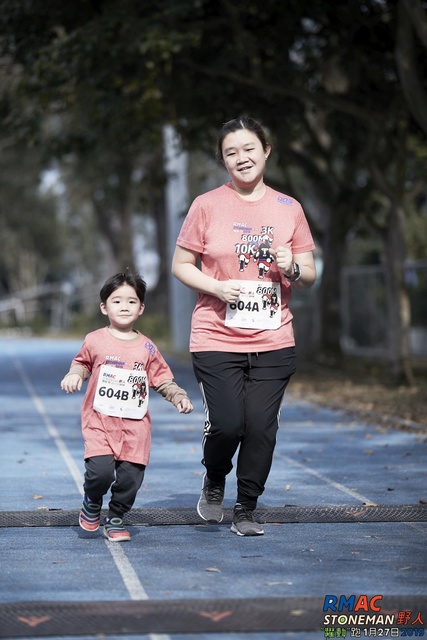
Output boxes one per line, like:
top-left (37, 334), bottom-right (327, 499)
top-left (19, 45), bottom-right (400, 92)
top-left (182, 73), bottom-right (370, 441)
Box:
top-left (60, 374), bottom-right (83, 394)
top-left (177, 397), bottom-right (193, 414)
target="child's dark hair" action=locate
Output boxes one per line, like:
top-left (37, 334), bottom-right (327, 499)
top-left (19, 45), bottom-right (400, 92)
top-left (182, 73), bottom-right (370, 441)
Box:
top-left (100, 271), bottom-right (147, 304)
top-left (216, 116), bottom-right (270, 163)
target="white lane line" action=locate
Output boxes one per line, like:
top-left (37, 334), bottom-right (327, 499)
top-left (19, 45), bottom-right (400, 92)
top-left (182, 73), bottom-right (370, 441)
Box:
top-left (13, 355), bottom-right (170, 640)
top-left (275, 452), bottom-right (376, 505)
top-left (107, 543), bottom-right (151, 600)
top-left (13, 356), bottom-right (85, 491)
top-left (275, 454), bottom-right (427, 535)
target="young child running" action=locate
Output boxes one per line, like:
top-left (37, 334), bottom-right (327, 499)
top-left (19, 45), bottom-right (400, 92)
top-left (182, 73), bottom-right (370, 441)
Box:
top-left (60, 271), bottom-right (193, 542)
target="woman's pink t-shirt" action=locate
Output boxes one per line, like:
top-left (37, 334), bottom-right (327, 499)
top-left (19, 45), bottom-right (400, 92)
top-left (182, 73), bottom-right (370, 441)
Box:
top-left (176, 182), bottom-right (315, 353)
top-left (72, 327), bottom-right (173, 465)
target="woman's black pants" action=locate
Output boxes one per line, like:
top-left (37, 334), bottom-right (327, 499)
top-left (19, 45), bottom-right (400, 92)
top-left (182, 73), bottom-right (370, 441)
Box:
top-left (192, 347), bottom-right (296, 510)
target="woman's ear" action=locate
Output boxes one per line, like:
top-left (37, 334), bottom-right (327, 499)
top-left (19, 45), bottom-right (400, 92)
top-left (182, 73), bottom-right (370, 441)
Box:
top-left (100, 302), bottom-right (108, 316)
top-left (138, 303), bottom-right (145, 317)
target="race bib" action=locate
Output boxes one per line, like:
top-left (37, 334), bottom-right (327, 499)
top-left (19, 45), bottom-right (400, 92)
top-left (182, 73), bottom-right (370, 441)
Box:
top-left (225, 281), bottom-right (281, 330)
top-left (93, 365), bottom-right (149, 420)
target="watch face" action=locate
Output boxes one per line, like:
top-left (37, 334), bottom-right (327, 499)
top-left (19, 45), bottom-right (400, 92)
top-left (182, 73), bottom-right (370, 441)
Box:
top-left (285, 263), bottom-right (301, 281)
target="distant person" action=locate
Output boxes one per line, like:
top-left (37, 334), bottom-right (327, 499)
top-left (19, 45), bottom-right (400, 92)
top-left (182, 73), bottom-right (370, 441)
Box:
top-left (60, 272), bottom-right (193, 542)
top-left (172, 116), bottom-right (316, 536)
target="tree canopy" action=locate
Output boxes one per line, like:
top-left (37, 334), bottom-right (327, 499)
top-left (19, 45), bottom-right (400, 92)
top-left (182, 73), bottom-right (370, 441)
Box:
top-left (0, 0), bottom-right (426, 378)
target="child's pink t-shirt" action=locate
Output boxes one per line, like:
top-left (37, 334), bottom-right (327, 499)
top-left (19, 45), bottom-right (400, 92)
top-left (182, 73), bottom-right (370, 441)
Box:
top-left (176, 182), bottom-right (316, 353)
top-left (72, 327), bottom-right (173, 465)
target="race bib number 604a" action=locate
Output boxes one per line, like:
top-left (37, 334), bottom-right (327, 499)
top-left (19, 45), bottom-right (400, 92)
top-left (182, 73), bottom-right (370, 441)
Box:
top-left (93, 365), bottom-right (149, 420)
top-left (225, 281), bottom-right (281, 330)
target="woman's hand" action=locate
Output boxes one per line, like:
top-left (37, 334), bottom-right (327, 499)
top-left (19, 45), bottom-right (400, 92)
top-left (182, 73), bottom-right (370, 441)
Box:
top-left (269, 246), bottom-right (293, 277)
top-left (270, 247), bottom-right (317, 289)
top-left (214, 280), bottom-right (243, 303)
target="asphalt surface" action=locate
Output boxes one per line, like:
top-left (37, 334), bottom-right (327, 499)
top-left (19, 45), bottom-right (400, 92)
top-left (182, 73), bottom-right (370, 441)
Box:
top-left (0, 336), bottom-right (426, 640)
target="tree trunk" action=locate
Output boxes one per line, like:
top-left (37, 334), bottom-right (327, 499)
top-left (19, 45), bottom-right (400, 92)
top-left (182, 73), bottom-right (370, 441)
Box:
top-left (91, 159), bottom-right (137, 273)
top-left (148, 190), bottom-right (169, 316)
top-left (383, 202), bottom-right (415, 384)
top-left (396, 0), bottom-right (427, 136)
top-left (318, 204), bottom-right (349, 360)
top-left (142, 147), bottom-right (169, 316)
top-left (117, 195), bottom-right (136, 273)
top-left (370, 119), bottom-right (415, 385)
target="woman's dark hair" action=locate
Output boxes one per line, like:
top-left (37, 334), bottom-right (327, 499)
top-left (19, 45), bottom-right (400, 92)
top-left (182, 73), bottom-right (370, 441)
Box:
top-left (100, 271), bottom-right (147, 304)
top-left (216, 116), bottom-right (270, 162)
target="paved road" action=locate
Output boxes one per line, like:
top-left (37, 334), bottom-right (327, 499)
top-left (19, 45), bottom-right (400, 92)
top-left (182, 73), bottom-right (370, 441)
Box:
top-left (0, 337), bottom-right (426, 640)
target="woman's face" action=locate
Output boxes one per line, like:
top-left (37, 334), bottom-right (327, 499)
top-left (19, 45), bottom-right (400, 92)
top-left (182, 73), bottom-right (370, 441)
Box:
top-left (221, 129), bottom-right (270, 192)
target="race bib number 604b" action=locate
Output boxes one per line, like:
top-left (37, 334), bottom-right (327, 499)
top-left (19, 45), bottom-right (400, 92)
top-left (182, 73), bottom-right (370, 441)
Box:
top-left (225, 281), bottom-right (281, 330)
top-left (93, 365), bottom-right (149, 420)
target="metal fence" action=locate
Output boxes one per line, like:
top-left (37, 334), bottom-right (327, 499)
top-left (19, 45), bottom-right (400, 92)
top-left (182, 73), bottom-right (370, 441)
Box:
top-left (0, 282), bottom-right (99, 334)
top-left (340, 260), bottom-right (427, 358)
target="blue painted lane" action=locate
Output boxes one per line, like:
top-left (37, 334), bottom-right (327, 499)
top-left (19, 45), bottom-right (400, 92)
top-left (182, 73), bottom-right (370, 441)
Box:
top-left (0, 337), bottom-right (426, 640)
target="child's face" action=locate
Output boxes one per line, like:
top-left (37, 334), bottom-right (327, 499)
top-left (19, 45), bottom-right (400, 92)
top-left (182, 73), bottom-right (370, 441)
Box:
top-left (100, 283), bottom-right (144, 330)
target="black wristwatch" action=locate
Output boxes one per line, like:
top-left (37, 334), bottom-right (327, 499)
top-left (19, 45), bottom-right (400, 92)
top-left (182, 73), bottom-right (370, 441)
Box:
top-left (284, 263), bottom-right (301, 282)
